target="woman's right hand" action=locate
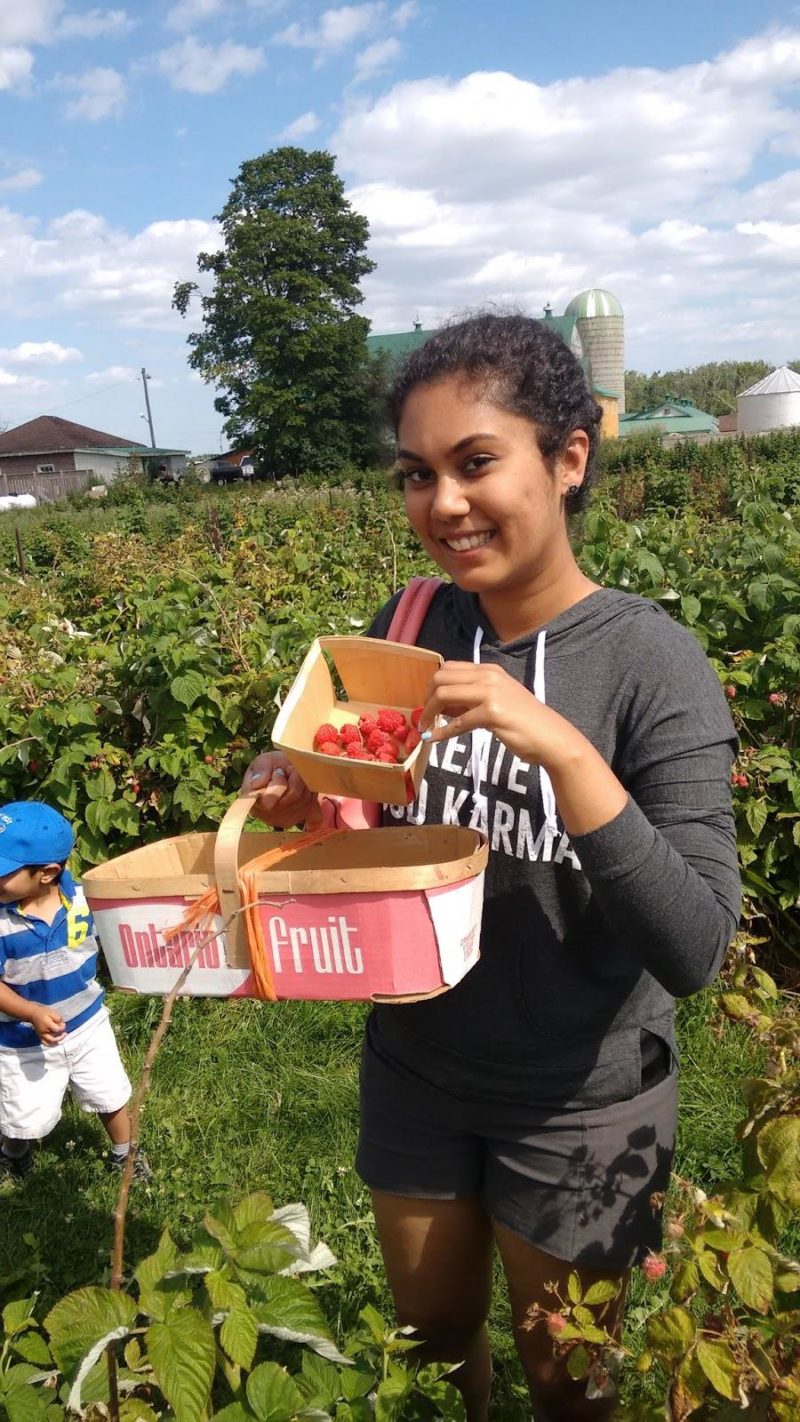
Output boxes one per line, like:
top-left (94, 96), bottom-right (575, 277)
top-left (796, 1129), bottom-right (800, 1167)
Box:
top-left (241, 751), bottom-right (322, 828)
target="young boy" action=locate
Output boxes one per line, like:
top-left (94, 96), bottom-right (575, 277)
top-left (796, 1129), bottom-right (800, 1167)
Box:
top-left (0, 801), bottom-right (150, 1181)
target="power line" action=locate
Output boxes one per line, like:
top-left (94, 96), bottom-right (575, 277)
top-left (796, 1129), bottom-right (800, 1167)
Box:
top-left (41, 376), bottom-right (136, 414)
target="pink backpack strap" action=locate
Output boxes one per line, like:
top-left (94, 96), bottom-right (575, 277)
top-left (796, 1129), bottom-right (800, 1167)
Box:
top-left (385, 575), bottom-right (443, 644)
top-left (321, 577), bottom-right (443, 830)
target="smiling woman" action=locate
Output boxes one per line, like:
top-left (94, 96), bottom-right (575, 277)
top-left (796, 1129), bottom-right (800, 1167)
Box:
top-left (245, 312), bottom-right (741, 1422)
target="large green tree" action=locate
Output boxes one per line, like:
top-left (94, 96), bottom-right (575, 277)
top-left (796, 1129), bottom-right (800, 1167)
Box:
top-left (625, 359), bottom-right (800, 416)
top-left (173, 148), bottom-right (379, 476)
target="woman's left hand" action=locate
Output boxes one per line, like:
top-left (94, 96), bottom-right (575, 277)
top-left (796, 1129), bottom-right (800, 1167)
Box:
top-left (419, 661), bottom-right (580, 771)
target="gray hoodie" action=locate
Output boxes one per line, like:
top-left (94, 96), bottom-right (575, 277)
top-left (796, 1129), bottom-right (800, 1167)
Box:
top-left (368, 583), bottom-right (741, 1110)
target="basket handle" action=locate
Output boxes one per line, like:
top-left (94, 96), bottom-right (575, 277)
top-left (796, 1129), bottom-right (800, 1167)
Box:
top-left (214, 794), bottom-right (258, 966)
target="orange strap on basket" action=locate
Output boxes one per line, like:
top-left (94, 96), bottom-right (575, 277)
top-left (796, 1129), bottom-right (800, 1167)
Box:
top-left (164, 825), bottom-right (337, 1000)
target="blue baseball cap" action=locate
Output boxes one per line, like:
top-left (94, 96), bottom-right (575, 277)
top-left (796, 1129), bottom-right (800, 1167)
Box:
top-left (0, 802), bottom-right (75, 877)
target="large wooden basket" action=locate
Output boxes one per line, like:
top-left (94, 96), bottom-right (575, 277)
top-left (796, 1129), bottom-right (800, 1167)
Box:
top-left (83, 797), bottom-right (487, 1003)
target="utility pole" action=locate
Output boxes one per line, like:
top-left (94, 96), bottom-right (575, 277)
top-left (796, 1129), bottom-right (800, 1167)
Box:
top-left (140, 367), bottom-right (156, 448)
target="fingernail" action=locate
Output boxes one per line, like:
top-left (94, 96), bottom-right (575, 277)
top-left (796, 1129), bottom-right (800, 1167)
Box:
top-left (272, 768), bottom-right (287, 779)
top-left (420, 730), bottom-right (432, 742)
top-left (248, 772), bottom-right (265, 786)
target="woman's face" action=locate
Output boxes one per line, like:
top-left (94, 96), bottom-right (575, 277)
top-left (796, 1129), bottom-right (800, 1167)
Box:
top-left (396, 375), bottom-right (587, 604)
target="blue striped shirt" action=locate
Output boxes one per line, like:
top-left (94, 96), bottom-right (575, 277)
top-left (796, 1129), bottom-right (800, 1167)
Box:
top-left (0, 871), bottom-right (104, 1049)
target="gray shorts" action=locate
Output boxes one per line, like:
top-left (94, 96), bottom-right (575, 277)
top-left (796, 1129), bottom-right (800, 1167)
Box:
top-left (356, 1036), bottom-right (677, 1269)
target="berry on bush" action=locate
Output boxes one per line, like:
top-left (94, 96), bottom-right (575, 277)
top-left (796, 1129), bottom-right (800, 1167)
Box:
top-left (546, 1313), bottom-right (568, 1337)
top-left (724, 685), bottom-right (736, 699)
top-left (641, 1252), bottom-right (667, 1282)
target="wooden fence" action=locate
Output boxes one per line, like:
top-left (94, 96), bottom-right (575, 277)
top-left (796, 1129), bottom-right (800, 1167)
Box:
top-left (0, 468), bottom-right (100, 503)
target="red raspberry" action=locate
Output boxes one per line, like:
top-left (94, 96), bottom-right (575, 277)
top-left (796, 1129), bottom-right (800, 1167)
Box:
top-left (724, 685), bottom-right (736, 699)
top-left (405, 727), bottom-right (421, 754)
top-left (314, 722), bottom-right (339, 747)
top-left (376, 745), bottom-right (398, 763)
top-left (737, 773), bottom-right (749, 788)
top-left (318, 740), bottom-right (342, 757)
top-left (346, 744), bottom-right (371, 760)
top-left (768, 692), bottom-right (783, 705)
top-left (546, 1313), bottom-right (567, 1337)
top-left (377, 708), bottom-right (406, 735)
top-left (367, 728), bottom-right (392, 753)
top-left (411, 706), bottom-right (423, 729)
top-left (339, 722), bottom-right (361, 744)
top-left (392, 719), bottom-right (410, 743)
top-left (642, 1253), bottom-right (667, 1282)
top-left (358, 713), bottom-right (376, 736)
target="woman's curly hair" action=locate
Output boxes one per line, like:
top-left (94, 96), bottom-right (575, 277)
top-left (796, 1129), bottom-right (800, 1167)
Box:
top-left (388, 311), bottom-right (603, 513)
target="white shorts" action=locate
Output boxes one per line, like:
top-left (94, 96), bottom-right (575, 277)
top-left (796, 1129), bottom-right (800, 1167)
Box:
top-left (0, 1009), bottom-right (132, 1141)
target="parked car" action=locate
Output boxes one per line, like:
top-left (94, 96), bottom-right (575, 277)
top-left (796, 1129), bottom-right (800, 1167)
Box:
top-left (210, 459), bottom-right (255, 485)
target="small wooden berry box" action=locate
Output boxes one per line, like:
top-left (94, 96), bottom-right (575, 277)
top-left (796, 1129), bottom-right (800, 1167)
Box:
top-left (271, 636), bottom-right (443, 806)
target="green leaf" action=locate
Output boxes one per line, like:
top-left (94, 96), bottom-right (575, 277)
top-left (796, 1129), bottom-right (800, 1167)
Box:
top-left (695, 1338), bottom-right (740, 1401)
top-left (680, 593), bottom-right (701, 625)
top-left (566, 1272), bottom-right (582, 1304)
top-left (340, 1367), bottom-right (374, 1402)
top-left (209, 1406), bottom-right (255, 1422)
top-left (246, 1362), bottom-right (303, 1422)
top-left (170, 671), bottom-right (207, 709)
top-left (696, 1250), bottom-right (726, 1291)
top-left (751, 967), bottom-right (778, 999)
top-left (374, 1372), bottom-right (411, 1422)
top-left (118, 1402), bottom-right (160, 1422)
top-left (726, 1246), bottom-right (773, 1314)
top-left (146, 1308), bottom-right (216, 1422)
top-left (756, 1117), bottom-right (800, 1206)
top-left (582, 1280), bottom-right (621, 1306)
top-left (251, 1277), bottom-right (349, 1364)
top-left (645, 1305), bottom-right (696, 1360)
top-left (220, 1304), bottom-right (259, 1371)
top-left (298, 1353), bottom-right (342, 1408)
top-left (745, 798), bottom-right (768, 840)
top-left (45, 1286), bottom-right (137, 1408)
top-left (566, 1344), bottom-right (591, 1380)
top-left (11, 1333), bottom-right (52, 1367)
top-left (135, 1229), bottom-right (182, 1320)
top-left (3, 1298), bottom-right (37, 1336)
top-left (2, 1385), bottom-right (49, 1422)
top-left (233, 1193), bottom-right (275, 1234)
top-left (205, 1270), bottom-right (246, 1312)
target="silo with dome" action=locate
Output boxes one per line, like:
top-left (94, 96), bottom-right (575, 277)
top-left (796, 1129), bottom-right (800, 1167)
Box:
top-left (564, 288), bottom-right (625, 414)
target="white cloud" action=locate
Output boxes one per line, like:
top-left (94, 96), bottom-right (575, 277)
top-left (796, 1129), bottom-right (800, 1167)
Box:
top-left (0, 47), bottom-right (35, 91)
top-left (352, 36), bottom-right (401, 82)
top-left (165, 0), bottom-right (227, 31)
top-left (0, 1), bottom-right (63, 45)
top-left (86, 364), bottom-right (137, 381)
top-left (61, 65), bottom-right (126, 118)
top-left (274, 4), bottom-right (382, 58)
top-left (57, 8), bottom-right (136, 39)
top-left (390, 1), bottom-right (416, 29)
top-left (156, 36), bottom-right (264, 93)
top-left (0, 206), bottom-right (221, 333)
top-left (331, 26), bottom-right (800, 369)
top-left (0, 168), bottom-right (43, 191)
top-left (0, 341), bottom-right (82, 363)
top-left (280, 109), bottom-right (321, 139)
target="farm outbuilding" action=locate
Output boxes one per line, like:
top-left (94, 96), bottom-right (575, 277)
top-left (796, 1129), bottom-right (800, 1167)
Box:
top-left (0, 415), bottom-right (188, 500)
top-left (618, 397), bottom-right (718, 444)
top-left (737, 366), bottom-right (800, 434)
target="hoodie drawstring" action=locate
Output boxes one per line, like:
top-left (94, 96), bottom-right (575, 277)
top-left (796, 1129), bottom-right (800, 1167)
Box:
top-left (470, 625), bottom-right (559, 837)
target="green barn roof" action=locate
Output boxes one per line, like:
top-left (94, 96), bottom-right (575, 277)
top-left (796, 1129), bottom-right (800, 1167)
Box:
top-left (619, 397), bottom-right (718, 437)
top-left (366, 325), bottom-right (433, 360)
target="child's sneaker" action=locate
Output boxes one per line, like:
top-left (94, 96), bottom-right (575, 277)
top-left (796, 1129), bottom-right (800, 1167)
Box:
top-left (0, 1141), bottom-right (33, 1179)
top-left (105, 1148), bottom-right (153, 1184)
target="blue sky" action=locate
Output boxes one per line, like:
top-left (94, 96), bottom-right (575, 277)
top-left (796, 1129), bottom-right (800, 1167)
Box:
top-left (2, 0), bottom-right (800, 451)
